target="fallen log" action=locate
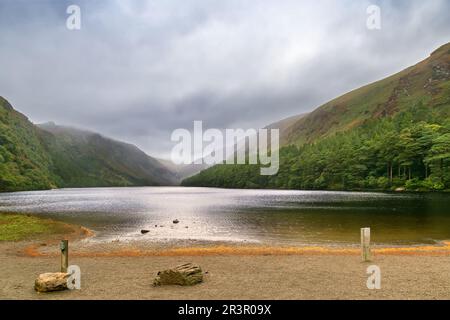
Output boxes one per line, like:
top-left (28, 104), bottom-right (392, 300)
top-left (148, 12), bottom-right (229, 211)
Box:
top-left (154, 263), bottom-right (203, 286)
top-left (35, 272), bottom-right (69, 293)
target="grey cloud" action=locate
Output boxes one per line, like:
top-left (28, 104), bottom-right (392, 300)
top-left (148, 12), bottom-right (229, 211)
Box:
top-left (0, 0), bottom-right (449, 159)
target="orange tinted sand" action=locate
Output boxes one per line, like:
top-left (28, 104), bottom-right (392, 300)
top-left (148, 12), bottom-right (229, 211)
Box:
top-left (22, 241), bottom-right (450, 258)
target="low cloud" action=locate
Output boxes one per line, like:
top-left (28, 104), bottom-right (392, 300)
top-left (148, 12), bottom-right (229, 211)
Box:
top-left (0, 0), bottom-right (449, 158)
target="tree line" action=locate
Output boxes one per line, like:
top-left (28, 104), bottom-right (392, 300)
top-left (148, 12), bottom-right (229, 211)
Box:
top-left (183, 103), bottom-right (450, 191)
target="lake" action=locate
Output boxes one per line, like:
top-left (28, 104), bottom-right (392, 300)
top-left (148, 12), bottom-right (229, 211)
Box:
top-left (0, 187), bottom-right (449, 246)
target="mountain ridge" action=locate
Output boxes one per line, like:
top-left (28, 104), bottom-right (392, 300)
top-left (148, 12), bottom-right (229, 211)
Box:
top-left (37, 122), bottom-right (179, 187)
top-left (0, 98), bottom-right (178, 192)
top-left (281, 42), bottom-right (450, 146)
top-left (183, 42), bottom-right (450, 191)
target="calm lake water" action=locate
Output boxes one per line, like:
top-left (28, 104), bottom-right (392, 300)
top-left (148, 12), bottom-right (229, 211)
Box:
top-left (0, 187), bottom-right (449, 246)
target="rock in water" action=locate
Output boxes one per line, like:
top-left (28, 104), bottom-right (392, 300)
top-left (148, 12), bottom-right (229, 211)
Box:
top-left (154, 263), bottom-right (203, 286)
top-left (35, 273), bottom-right (69, 293)
top-left (173, 219), bottom-right (180, 224)
top-left (141, 229), bottom-right (150, 234)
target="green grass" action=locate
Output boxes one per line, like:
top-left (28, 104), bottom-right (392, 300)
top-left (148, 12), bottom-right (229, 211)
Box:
top-left (0, 213), bottom-right (73, 241)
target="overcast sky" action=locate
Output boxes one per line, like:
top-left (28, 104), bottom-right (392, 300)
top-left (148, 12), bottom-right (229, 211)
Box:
top-left (0, 0), bottom-right (449, 159)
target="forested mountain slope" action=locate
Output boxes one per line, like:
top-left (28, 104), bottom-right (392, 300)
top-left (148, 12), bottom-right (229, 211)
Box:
top-left (282, 42), bottom-right (450, 146)
top-left (0, 98), bottom-right (177, 192)
top-left (0, 97), bottom-right (59, 191)
top-left (38, 123), bottom-right (178, 187)
top-left (183, 43), bottom-right (450, 191)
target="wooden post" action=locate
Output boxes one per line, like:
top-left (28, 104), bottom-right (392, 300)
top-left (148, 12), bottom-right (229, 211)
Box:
top-left (60, 240), bottom-right (68, 273)
top-left (361, 228), bottom-right (371, 262)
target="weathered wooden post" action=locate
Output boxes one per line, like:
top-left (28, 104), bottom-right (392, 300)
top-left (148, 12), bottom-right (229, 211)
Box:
top-left (361, 228), bottom-right (371, 262)
top-left (60, 240), bottom-right (69, 273)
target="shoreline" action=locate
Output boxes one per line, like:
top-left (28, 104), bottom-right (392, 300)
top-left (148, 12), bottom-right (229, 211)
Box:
top-left (17, 239), bottom-right (450, 258)
top-left (1, 245), bottom-right (449, 299)
top-left (1, 185), bottom-right (450, 194)
top-left (1, 218), bottom-right (450, 300)
top-left (1, 212), bottom-right (450, 258)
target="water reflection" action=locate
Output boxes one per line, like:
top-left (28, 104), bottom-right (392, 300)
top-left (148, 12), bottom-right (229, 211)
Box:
top-left (0, 187), bottom-right (449, 245)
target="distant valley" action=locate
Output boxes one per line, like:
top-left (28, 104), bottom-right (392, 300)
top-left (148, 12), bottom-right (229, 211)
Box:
top-left (0, 97), bottom-right (201, 192)
top-left (2, 42), bottom-right (450, 193)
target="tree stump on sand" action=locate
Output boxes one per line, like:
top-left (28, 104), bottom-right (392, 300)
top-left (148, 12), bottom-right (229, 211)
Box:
top-left (154, 263), bottom-right (203, 286)
top-left (35, 273), bottom-right (69, 293)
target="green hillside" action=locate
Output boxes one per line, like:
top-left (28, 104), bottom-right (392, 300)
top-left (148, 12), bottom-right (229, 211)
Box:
top-left (283, 42), bottom-right (450, 146)
top-left (183, 43), bottom-right (450, 191)
top-left (38, 123), bottom-right (177, 187)
top-left (0, 97), bottom-right (59, 192)
top-left (0, 98), bottom-right (177, 192)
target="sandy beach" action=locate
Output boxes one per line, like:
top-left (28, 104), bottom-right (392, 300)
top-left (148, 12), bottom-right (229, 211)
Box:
top-left (1, 238), bottom-right (450, 300)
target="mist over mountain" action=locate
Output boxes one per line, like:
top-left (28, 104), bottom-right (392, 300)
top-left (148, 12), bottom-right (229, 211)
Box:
top-left (0, 98), bottom-right (179, 192)
top-left (38, 122), bottom-right (178, 188)
top-left (157, 158), bottom-right (209, 181)
top-left (183, 42), bottom-right (450, 191)
top-left (2, 42), bottom-right (450, 193)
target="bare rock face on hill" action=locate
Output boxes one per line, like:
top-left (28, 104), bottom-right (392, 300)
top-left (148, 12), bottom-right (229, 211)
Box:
top-left (182, 42), bottom-right (450, 191)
